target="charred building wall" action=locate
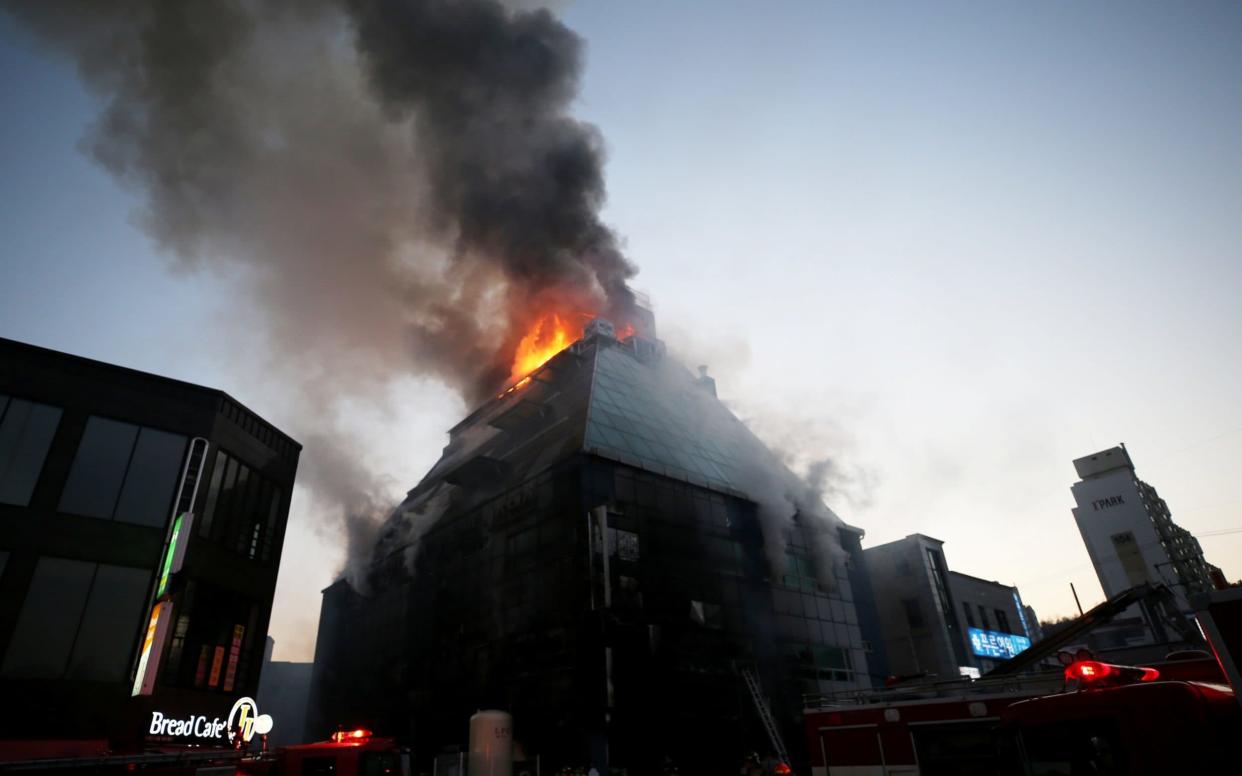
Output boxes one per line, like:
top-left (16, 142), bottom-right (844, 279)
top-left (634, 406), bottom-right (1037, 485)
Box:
top-left (309, 334), bottom-right (878, 774)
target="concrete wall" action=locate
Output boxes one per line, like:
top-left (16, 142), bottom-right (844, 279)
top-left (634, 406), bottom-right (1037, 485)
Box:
top-left (257, 658), bottom-right (313, 747)
top-left (948, 572), bottom-right (1028, 672)
top-left (863, 536), bottom-right (963, 679)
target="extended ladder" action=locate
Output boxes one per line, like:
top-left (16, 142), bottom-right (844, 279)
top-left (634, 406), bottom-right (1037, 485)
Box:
top-left (739, 666), bottom-right (790, 766)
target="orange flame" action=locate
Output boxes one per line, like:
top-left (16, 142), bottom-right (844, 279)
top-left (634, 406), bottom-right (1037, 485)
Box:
top-left (508, 312), bottom-right (574, 384)
top-left (500, 312), bottom-right (638, 397)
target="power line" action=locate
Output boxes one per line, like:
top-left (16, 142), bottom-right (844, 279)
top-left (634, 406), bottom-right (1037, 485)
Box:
top-left (1195, 526), bottom-right (1242, 538)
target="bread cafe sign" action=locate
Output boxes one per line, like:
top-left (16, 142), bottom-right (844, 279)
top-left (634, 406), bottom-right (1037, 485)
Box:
top-left (148, 696), bottom-right (273, 745)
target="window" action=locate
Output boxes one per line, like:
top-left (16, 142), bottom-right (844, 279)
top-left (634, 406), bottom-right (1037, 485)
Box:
top-left (617, 575), bottom-right (643, 610)
top-left (0, 556), bottom-right (149, 681)
top-left (926, 549), bottom-right (953, 619)
top-left (977, 605), bottom-right (990, 630)
top-left (783, 552), bottom-right (817, 592)
top-left (302, 756), bottom-right (338, 776)
top-left (199, 450), bottom-right (228, 538)
top-left (59, 417), bottom-right (187, 526)
top-left (0, 396), bottom-right (62, 506)
top-left (0, 557), bottom-right (94, 678)
top-left (360, 753), bottom-right (399, 776)
top-left (615, 529), bottom-right (640, 562)
top-left (996, 610), bottom-right (1012, 634)
top-left (690, 600), bottom-right (723, 629)
top-left (115, 428), bottom-right (187, 527)
top-left (59, 417), bottom-right (139, 518)
top-left (902, 598), bottom-right (925, 628)
top-left (963, 602), bottom-right (976, 628)
top-left (784, 641), bottom-right (855, 682)
top-left (66, 563), bottom-right (150, 680)
top-left (197, 448), bottom-right (283, 563)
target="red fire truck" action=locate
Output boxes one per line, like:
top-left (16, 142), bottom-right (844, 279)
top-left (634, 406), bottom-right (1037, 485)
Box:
top-left (804, 585), bottom-right (1242, 775)
top-left (0, 728), bottom-right (406, 776)
top-left (243, 729), bottom-right (405, 776)
top-left (995, 658), bottom-right (1237, 773)
top-left (804, 671), bottom-right (1062, 775)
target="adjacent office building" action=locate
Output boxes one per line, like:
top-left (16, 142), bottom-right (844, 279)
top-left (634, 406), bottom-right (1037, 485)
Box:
top-left (0, 337), bottom-right (300, 747)
top-left (863, 535), bottom-right (1033, 679)
top-left (948, 571), bottom-right (1033, 675)
top-left (310, 320), bottom-right (882, 774)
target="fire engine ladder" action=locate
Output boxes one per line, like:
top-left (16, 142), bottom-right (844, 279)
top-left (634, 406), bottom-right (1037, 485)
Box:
top-left (985, 582), bottom-right (1181, 677)
top-left (739, 666), bottom-right (791, 766)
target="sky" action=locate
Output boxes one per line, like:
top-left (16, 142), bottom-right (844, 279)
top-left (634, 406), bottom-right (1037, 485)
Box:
top-left (3, 1), bottom-right (1242, 662)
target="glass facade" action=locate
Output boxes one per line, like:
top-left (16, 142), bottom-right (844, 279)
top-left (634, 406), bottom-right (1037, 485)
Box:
top-left (162, 580), bottom-right (263, 693)
top-left (584, 347), bottom-right (748, 491)
top-left (198, 448), bottom-right (284, 563)
top-left (316, 338), bottom-right (871, 772)
top-left (0, 556), bottom-right (149, 681)
top-left (0, 395), bottom-right (62, 507)
top-left (59, 416), bottom-right (188, 526)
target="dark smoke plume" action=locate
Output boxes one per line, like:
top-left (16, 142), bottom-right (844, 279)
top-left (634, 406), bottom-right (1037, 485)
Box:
top-left (3, 0), bottom-right (636, 580)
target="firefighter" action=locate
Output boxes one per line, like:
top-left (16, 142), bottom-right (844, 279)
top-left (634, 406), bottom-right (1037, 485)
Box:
top-left (740, 752), bottom-right (762, 776)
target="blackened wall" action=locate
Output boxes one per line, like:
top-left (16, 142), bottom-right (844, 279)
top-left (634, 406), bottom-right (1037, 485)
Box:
top-left (840, 528), bottom-right (890, 684)
top-left (311, 452), bottom-right (872, 775)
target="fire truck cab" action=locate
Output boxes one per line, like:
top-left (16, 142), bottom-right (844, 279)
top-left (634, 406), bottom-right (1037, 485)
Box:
top-left (241, 730), bottom-right (407, 776)
top-left (995, 659), bottom-right (1239, 775)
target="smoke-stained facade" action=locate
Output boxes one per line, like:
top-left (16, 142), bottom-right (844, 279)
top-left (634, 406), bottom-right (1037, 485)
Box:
top-left (0, 0), bottom-right (649, 572)
top-left (309, 325), bottom-right (879, 773)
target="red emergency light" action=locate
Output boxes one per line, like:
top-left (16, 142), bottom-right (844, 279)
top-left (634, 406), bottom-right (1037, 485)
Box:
top-left (1065, 660), bottom-right (1160, 687)
top-left (330, 728), bottom-right (374, 744)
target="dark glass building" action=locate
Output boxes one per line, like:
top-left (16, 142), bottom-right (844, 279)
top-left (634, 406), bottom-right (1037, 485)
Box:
top-left (309, 322), bottom-right (883, 774)
top-left (0, 337), bottom-right (300, 747)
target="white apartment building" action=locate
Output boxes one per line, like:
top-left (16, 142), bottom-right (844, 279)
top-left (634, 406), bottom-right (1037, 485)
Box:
top-left (1070, 445), bottom-right (1218, 615)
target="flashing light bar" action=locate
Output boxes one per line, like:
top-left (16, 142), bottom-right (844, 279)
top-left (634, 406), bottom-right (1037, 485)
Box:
top-left (1065, 660), bottom-right (1160, 688)
top-left (330, 728), bottom-right (373, 744)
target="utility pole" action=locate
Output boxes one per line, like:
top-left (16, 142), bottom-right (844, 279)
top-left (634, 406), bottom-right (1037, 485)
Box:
top-left (1070, 582), bottom-right (1084, 616)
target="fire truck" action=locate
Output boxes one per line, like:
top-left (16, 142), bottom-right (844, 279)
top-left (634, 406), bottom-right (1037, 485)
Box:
top-left (803, 584), bottom-right (1242, 775)
top-left (242, 729), bottom-right (406, 776)
top-left (0, 728), bottom-right (406, 776)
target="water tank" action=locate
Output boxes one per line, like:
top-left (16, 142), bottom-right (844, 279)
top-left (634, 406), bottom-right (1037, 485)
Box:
top-left (468, 710), bottom-right (512, 776)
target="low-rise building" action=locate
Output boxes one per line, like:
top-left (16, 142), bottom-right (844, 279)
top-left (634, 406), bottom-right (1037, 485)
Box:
top-left (949, 571), bottom-right (1033, 674)
top-left (863, 535), bottom-right (1033, 679)
top-left (0, 337), bottom-right (300, 749)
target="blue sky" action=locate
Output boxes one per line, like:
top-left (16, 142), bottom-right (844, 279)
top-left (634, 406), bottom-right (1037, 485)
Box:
top-left (3, 2), bottom-right (1242, 660)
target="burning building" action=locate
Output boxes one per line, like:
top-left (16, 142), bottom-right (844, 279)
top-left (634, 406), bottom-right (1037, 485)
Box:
top-left (309, 315), bottom-right (885, 774)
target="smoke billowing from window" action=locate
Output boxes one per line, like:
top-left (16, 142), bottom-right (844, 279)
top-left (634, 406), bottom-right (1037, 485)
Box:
top-left (3, 0), bottom-right (635, 579)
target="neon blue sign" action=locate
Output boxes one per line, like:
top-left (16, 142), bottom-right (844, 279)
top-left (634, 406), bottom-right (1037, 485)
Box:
top-left (1013, 591), bottom-right (1030, 637)
top-left (967, 627), bottom-right (1031, 660)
